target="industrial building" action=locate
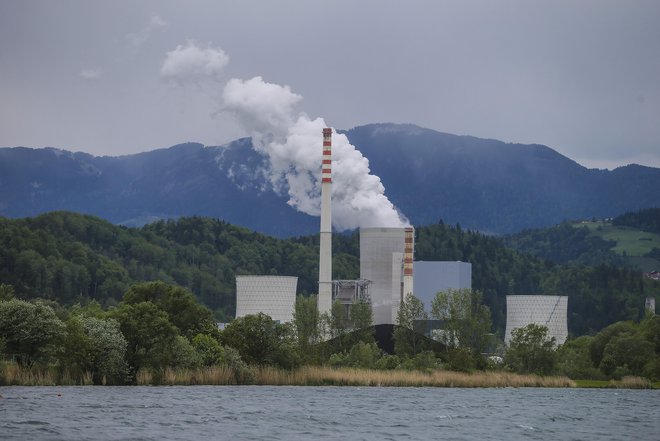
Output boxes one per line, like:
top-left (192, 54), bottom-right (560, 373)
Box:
top-left (646, 297), bottom-right (656, 315)
top-left (235, 275), bottom-right (298, 323)
top-left (504, 295), bottom-right (568, 345)
top-left (359, 227), bottom-right (414, 325)
top-left (413, 261), bottom-right (472, 311)
top-left (234, 130), bottom-right (474, 330)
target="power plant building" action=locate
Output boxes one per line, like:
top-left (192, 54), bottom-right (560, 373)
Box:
top-left (360, 227), bottom-right (414, 325)
top-left (235, 275), bottom-right (298, 323)
top-left (413, 261), bottom-right (472, 311)
top-left (646, 297), bottom-right (656, 315)
top-left (505, 295), bottom-right (568, 345)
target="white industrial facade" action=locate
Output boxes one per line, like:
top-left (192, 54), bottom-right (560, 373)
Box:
top-left (235, 276), bottom-right (298, 323)
top-left (505, 295), bottom-right (568, 345)
top-left (413, 261), bottom-right (472, 312)
top-left (360, 227), bottom-right (409, 325)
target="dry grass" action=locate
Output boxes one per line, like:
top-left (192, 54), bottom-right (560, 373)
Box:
top-left (137, 366), bottom-right (237, 386)
top-left (610, 376), bottom-right (652, 389)
top-left (253, 366), bottom-right (575, 388)
top-left (1, 361), bottom-right (576, 387)
top-left (0, 362), bottom-right (94, 386)
top-left (135, 369), bottom-right (153, 385)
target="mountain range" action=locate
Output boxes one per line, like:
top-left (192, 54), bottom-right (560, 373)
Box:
top-left (2, 123), bottom-right (659, 236)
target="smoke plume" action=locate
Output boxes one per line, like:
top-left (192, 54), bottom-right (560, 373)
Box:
top-left (161, 41), bottom-right (229, 84)
top-left (161, 42), bottom-right (408, 230)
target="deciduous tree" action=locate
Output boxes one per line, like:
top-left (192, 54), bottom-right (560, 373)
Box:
top-left (0, 299), bottom-right (65, 365)
top-left (394, 293), bottom-right (428, 356)
top-left (431, 288), bottom-right (492, 354)
top-left (505, 323), bottom-right (557, 375)
top-left (220, 313), bottom-right (299, 369)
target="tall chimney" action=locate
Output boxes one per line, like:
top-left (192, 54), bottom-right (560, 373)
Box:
top-left (402, 227), bottom-right (414, 299)
top-left (318, 127), bottom-right (333, 315)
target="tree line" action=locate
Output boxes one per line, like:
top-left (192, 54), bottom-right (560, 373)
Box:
top-left (613, 207), bottom-right (660, 234)
top-left (2, 282), bottom-right (658, 385)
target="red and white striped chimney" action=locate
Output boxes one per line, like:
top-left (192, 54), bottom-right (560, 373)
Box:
top-left (403, 227), bottom-right (414, 298)
top-left (318, 128), bottom-right (333, 315)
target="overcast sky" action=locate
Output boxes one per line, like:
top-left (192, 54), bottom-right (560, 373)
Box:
top-left (1, 0), bottom-right (659, 169)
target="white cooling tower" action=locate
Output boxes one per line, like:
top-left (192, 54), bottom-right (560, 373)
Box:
top-left (505, 295), bottom-right (568, 345)
top-left (235, 275), bottom-right (298, 323)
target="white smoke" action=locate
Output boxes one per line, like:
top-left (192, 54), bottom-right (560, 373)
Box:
top-left (160, 41), bottom-right (229, 84)
top-left (222, 76), bottom-right (302, 140)
top-left (161, 42), bottom-right (408, 230)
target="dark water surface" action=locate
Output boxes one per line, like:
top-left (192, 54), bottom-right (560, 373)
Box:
top-left (1, 386), bottom-right (658, 440)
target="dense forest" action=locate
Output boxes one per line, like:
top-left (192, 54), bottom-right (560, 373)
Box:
top-left (503, 208), bottom-right (660, 274)
top-left (502, 222), bottom-right (624, 267)
top-left (1, 211), bottom-right (658, 336)
top-left (415, 223), bottom-right (657, 335)
top-left (0, 212), bottom-right (359, 321)
top-left (613, 207), bottom-right (660, 234)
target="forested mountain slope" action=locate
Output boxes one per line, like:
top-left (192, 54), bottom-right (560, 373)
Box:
top-left (2, 124), bottom-right (660, 236)
top-left (613, 207), bottom-right (660, 234)
top-left (346, 124), bottom-right (660, 233)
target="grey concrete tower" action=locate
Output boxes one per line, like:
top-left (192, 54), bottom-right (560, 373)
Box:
top-left (318, 127), bottom-right (333, 315)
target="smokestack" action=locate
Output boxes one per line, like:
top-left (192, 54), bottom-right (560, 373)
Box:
top-left (318, 128), bottom-right (333, 315)
top-left (402, 227), bottom-right (414, 298)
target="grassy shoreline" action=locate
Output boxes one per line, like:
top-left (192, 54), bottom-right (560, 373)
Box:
top-left (3, 362), bottom-right (657, 388)
top-left (0, 362), bottom-right (572, 387)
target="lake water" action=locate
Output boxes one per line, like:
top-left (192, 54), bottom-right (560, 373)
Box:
top-left (1, 386), bottom-right (658, 440)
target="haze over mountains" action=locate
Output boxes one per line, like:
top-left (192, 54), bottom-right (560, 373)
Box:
top-left (2, 123), bottom-right (659, 237)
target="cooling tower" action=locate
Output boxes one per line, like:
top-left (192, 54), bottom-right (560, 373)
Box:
top-left (505, 295), bottom-right (568, 345)
top-left (360, 227), bottom-right (411, 325)
top-left (235, 275), bottom-right (298, 323)
top-left (317, 128), bottom-right (333, 316)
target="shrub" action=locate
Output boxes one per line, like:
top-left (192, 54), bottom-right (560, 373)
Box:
top-left (375, 354), bottom-right (401, 370)
top-left (505, 324), bottom-right (557, 376)
top-left (445, 348), bottom-right (476, 372)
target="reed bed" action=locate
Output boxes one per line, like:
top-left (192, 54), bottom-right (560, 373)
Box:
top-left (0, 361), bottom-right (590, 388)
top-left (0, 362), bottom-right (93, 386)
top-left (136, 366), bottom-right (237, 386)
top-left (253, 366), bottom-right (575, 388)
top-left (609, 376), bottom-right (652, 389)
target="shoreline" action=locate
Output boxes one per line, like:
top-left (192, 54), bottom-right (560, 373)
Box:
top-left (3, 362), bottom-right (657, 389)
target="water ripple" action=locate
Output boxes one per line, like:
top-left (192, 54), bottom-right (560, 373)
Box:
top-left (1, 386), bottom-right (659, 440)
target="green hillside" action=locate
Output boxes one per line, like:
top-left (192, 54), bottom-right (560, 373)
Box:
top-left (1, 212), bottom-right (658, 336)
top-left (577, 220), bottom-right (660, 271)
top-left (504, 208), bottom-right (660, 273)
top-left (0, 212), bottom-right (358, 321)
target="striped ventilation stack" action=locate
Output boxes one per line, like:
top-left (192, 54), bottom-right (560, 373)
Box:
top-left (317, 128), bottom-right (333, 316)
top-left (402, 227), bottom-right (414, 299)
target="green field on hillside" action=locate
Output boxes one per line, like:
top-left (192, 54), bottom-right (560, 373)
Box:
top-left (574, 220), bottom-right (660, 271)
